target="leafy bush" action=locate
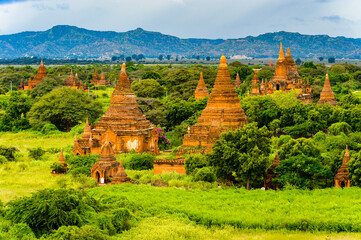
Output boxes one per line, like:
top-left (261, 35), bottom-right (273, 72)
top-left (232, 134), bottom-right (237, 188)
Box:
top-left (157, 127), bottom-right (171, 150)
top-left (51, 162), bottom-right (65, 173)
top-left (328, 122), bottom-right (352, 136)
top-left (0, 155), bottom-right (8, 164)
top-left (27, 147), bottom-right (45, 160)
top-left (0, 145), bottom-right (18, 161)
top-left (67, 154), bottom-right (99, 177)
top-left (6, 189), bottom-right (100, 236)
top-left (194, 167), bottom-right (216, 182)
top-left (123, 152), bottom-right (155, 170)
top-left (184, 153), bottom-right (207, 175)
top-left (41, 123), bottom-right (60, 135)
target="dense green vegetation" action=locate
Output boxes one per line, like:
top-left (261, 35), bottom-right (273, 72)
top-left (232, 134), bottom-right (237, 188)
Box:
top-left (3, 60), bottom-right (361, 239)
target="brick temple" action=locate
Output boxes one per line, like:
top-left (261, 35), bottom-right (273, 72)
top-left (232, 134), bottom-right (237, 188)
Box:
top-left (73, 63), bottom-right (159, 156)
top-left (154, 55), bottom-right (248, 174)
top-left (18, 59), bottom-right (47, 90)
top-left (335, 146), bottom-right (350, 188)
top-left (250, 43), bottom-right (313, 104)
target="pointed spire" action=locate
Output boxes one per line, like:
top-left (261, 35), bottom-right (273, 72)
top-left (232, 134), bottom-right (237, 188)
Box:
top-left (286, 47), bottom-right (291, 57)
top-left (98, 139), bottom-right (116, 162)
top-left (116, 63), bottom-right (131, 91)
top-left (75, 73), bottom-right (78, 79)
top-left (40, 59), bottom-right (44, 66)
top-left (82, 118), bottom-right (91, 139)
top-left (195, 72), bottom-right (209, 100)
top-left (274, 151), bottom-right (280, 165)
top-left (269, 60), bottom-right (273, 67)
top-left (278, 42), bottom-right (285, 60)
top-left (58, 148), bottom-right (66, 166)
top-left (74, 135), bottom-right (78, 142)
top-left (70, 69), bottom-right (73, 75)
top-left (111, 159), bottom-right (130, 184)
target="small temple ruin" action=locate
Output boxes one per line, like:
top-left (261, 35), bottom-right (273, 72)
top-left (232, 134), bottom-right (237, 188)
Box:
top-left (92, 71), bottom-right (100, 85)
top-left (90, 139), bottom-right (130, 184)
top-left (51, 148), bottom-right (67, 175)
top-left (154, 55), bottom-right (248, 174)
top-left (318, 74), bottom-right (338, 106)
top-left (18, 59), bottom-right (47, 90)
top-left (63, 70), bottom-right (88, 91)
top-left (250, 43), bottom-right (313, 104)
top-left (335, 146), bottom-right (350, 188)
top-left (73, 63), bottom-right (159, 156)
top-left (264, 151), bottom-right (280, 190)
top-left (194, 72), bottom-right (209, 100)
top-left (234, 73), bottom-right (241, 88)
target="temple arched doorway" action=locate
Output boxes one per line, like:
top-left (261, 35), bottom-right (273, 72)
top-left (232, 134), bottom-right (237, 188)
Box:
top-left (276, 84), bottom-right (280, 90)
top-left (340, 181), bottom-right (346, 188)
top-left (96, 172), bottom-right (100, 183)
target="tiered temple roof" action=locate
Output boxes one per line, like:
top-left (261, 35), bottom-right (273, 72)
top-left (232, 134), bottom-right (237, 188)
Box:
top-left (194, 72), bottom-right (209, 100)
top-left (73, 63), bottom-right (159, 156)
top-left (90, 139), bottom-right (121, 184)
top-left (98, 72), bottom-right (108, 85)
top-left (177, 55), bottom-right (248, 155)
top-left (335, 146), bottom-right (350, 188)
top-left (317, 74), bottom-right (338, 106)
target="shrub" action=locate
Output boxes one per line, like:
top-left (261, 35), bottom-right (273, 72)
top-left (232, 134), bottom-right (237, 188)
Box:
top-left (184, 153), bottom-right (207, 175)
top-left (27, 147), bottom-right (45, 160)
top-left (41, 123), bottom-right (60, 135)
top-left (6, 188), bottom-right (100, 236)
top-left (157, 127), bottom-right (171, 150)
top-left (51, 162), bottom-right (65, 173)
top-left (111, 208), bottom-right (134, 233)
top-left (0, 145), bottom-right (18, 161)
top-left (67, 154), bottom-right (99, 177)
top-left (193, 167), bottom-right (216, 182)
top-left (328, 122), bottom-right (352, 136)
top-left (123, 152), bottom-right (155, 170)
top-left (0, 155), bottom-right (8, 164)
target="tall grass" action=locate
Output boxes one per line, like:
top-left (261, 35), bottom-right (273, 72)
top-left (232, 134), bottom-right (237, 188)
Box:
top-left (89, 184), bottom-right (361, 232)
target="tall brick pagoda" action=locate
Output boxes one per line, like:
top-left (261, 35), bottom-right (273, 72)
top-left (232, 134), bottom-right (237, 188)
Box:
top-left (335, 146), bottom-right (350, 188)
top-left (194, 72), bottom-right (209, 100)
top-left (318, 74), bottom-right (338, 106)
top-left (73, 63), bottom-right (159, 156)
top-left (177, 55), bottom-right (248, 155)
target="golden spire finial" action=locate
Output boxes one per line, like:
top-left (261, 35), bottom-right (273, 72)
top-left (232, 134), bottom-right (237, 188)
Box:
top-left (279, 42), bottom-right (285, 59)
top-left (345, 145), bottom-right (349, 156)
top-left (286, 47), bottom-right (291, 57)
top-left (121, 63), bottom-right (126, 72)
top-left (220, 55), bottom-right (227, 65)
top-left (40, 59), bottom-right (44, 66)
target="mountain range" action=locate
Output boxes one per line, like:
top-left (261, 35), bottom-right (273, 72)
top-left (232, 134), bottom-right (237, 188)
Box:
top-left (0, 25), bottom-right (361, 59)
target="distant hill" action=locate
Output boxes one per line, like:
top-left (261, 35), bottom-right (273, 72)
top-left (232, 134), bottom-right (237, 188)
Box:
top-left (0, 25), bottom-right (361, 59)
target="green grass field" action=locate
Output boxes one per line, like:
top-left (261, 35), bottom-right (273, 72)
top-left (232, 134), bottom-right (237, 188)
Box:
top-left (2, 131), bottom-right (361, 239)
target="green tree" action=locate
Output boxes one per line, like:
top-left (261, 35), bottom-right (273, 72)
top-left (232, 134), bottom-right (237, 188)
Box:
top-left (131, 79), bottom-right (165, 98)
top-left (207, 123), bottom-right (271, 189)
top-left (0, 92), bottom-right (32, 131)
top-left (30, 76), bottom-right (64, 98)
top-left (328, 122), bottom-right (352, 136)
top-left (328, 57), bottom-right (336, 63)
top-left (348, 151), bottom-right (361, 186)
top-left (141, 71), bottom-right (161, 80)
top-left (27, 88), bottom-right (103, 131)
top-left (303, 61), bottom-right (317, 69)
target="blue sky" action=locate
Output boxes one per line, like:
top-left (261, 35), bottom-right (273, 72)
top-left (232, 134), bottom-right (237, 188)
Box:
top-left (0, 0), bottom-right (359, 39)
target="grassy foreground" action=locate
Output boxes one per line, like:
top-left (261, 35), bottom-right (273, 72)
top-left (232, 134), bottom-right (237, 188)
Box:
top-left (2, 131), bottom-right (361, 239)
